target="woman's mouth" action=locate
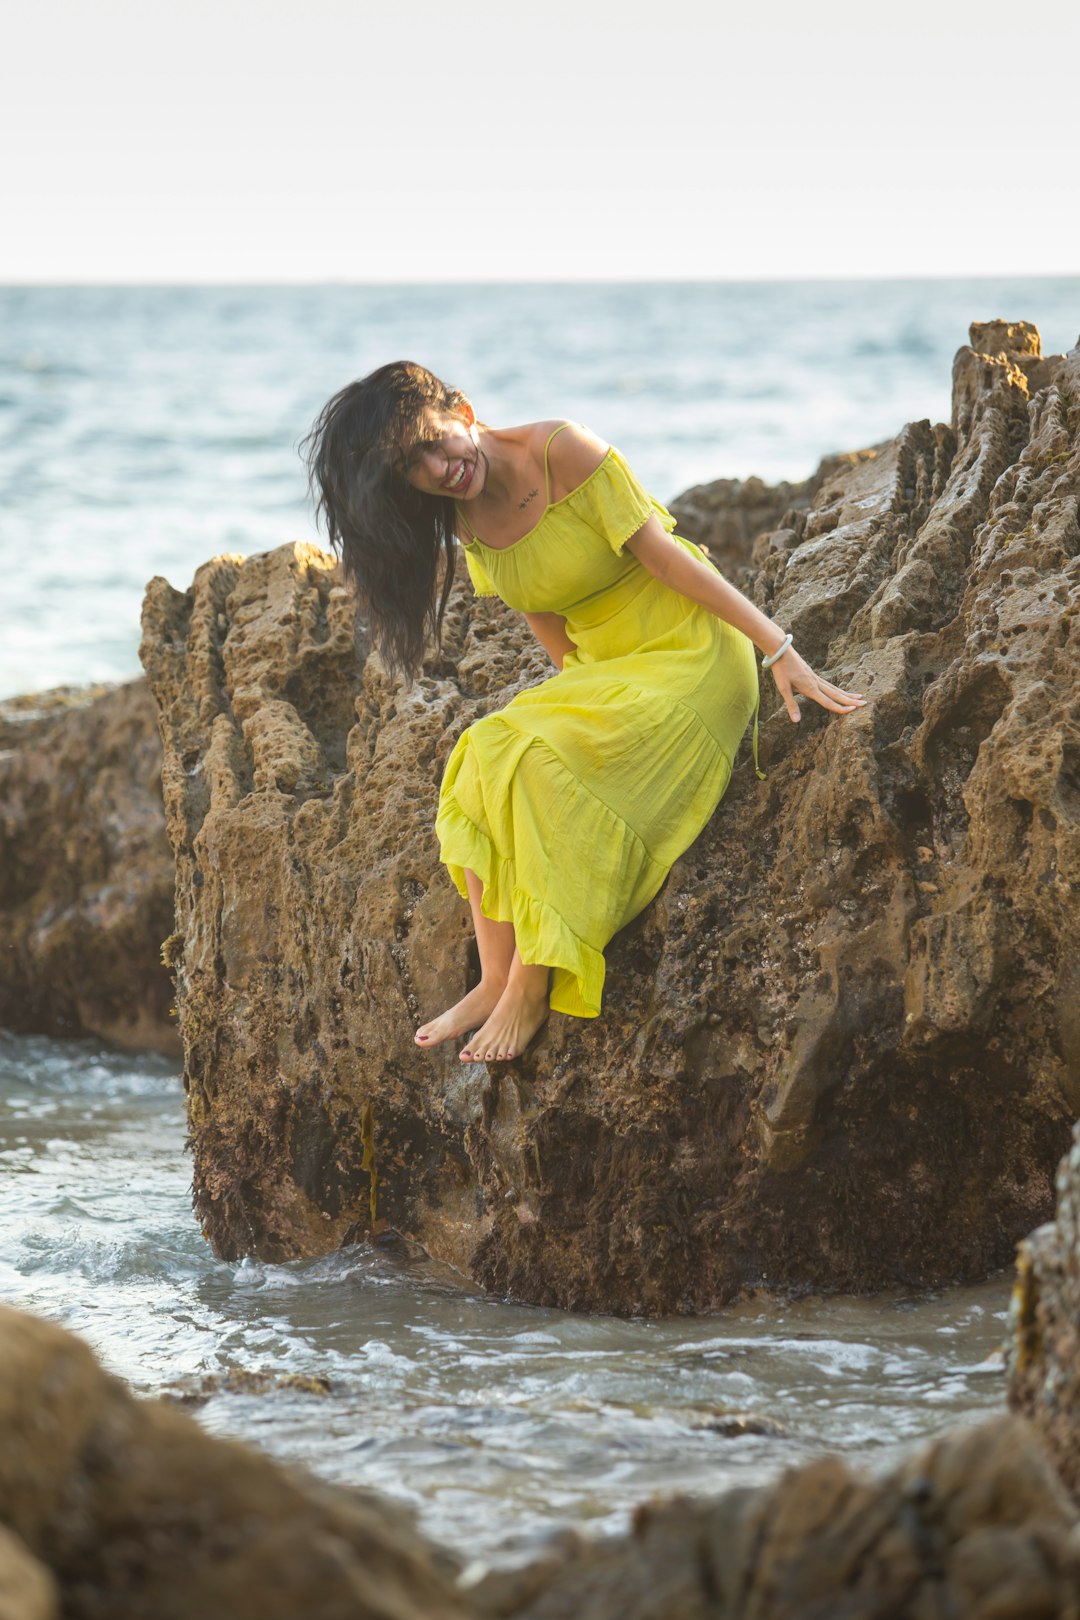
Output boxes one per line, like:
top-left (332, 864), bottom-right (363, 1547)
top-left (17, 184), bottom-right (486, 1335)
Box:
top-left (445, 459), bottom-right (473, 493)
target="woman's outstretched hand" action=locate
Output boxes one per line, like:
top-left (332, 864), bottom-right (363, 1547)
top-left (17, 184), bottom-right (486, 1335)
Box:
top-left (768, 646), bottom-right (866, 723)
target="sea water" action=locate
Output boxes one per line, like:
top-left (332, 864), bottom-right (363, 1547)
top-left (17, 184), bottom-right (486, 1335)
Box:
top-left (1, 278), bottom-right (1077, 698)
top-left (0, 1030), bottom-right (1009, 1563)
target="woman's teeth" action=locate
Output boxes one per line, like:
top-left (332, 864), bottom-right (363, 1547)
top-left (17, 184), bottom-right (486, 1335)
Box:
top-left (450, 462), bottom-right (468, 489)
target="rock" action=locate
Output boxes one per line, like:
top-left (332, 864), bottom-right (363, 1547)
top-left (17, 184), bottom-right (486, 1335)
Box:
top-left (0, 680), bottom-right (178, 1054)
top-left (472, 1416), bottom-right (1080, 1620)
top-left (1007, 1121), bottom-right (1080, 1500)
top-left (668, 449), bottom-right (887, 589)
top-left (140, 321), bottom-right (1080, 1312)
top-left (161, 1368), bottom-right (334, 1407)
top-left (689, 1409), bottom-right (789, 1439)
top-left (0, 1526), bottom-right (56, 1620)
top-left (0, 1304), bottom-right (469, 1620)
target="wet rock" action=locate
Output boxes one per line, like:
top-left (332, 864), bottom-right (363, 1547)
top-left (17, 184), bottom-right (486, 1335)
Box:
top-left (688, 1408), bottom-right (789, 1439)
top-left (474, 1416), bottom-right (1080, 1620)
top-left (140, 322), bottom-right (1080, 1312)
top-left (0, 1526), bottom-right (56, 1620)
top-left (161, 1368), bottom-right (334, 1407)
top-left (1007, 1120), bottom-right (1080, 1500)
top-left (0, 680), bottom-right (178, 1054)
top-left (0, 1304), bottom-right (469, 1620)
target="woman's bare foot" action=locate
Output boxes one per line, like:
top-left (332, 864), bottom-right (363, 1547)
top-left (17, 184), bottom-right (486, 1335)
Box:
top-left (415, 979), bottom-right (506, 1049)
top-left (460, 972), bottom-right (549, 1063)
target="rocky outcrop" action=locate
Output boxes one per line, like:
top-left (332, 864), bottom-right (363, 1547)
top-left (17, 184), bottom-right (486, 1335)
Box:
top-left (1008, 1120), bottom-right (1080, 1498)
top-left (0, 1304), bottom-right (469, 1620)
top-left (141, 320), bottom-right (1080, 1311)
top-left (0, 681), bottom-right (178, 1054)
top-left (5, 1303), bottom-right (1080, 1620)
top-left (668, 449), bottom-right (881, 586)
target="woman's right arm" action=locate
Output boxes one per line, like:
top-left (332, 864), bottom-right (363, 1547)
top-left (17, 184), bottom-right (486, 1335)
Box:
top-left (625, 516), bottom-right (865, 722)
top-left (524, 611), bottom-right (577, 671)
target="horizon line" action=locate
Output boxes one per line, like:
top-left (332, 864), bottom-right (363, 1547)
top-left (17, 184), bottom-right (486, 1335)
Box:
top-left (2, 270), bottom-right (1078, 290)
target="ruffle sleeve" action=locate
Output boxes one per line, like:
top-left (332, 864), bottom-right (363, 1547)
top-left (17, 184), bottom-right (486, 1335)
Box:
top-left (585, 447), bottom-right (679, 555)
top-left (462, 544), bottom-right (499, 597)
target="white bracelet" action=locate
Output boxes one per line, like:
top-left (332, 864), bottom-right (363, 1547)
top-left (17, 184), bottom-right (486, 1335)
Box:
top-left (761, 632), bottom-right (793, 670)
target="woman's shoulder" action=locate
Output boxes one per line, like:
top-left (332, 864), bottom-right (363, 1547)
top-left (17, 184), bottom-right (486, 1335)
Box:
top-left (540, 420), bottom-right (612, 502)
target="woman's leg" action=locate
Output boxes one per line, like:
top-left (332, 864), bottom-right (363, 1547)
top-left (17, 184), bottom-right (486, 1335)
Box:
top-left (459, 953), bottom-right (550, 1063)
top-left (414, 868), bottom-right (515, 1047)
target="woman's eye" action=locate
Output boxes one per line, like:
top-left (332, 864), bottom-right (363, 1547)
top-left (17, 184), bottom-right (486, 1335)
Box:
top-left (408, 438), bottom-right (441, 468)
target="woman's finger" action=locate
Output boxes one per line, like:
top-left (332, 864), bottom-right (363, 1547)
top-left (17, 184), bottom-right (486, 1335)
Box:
top-left (771, 654), bottom-right (868, 723)
top-left (776, 680), bottom-right (866, 719)
top-left (772, 676), bottom-right (802, 723)
top-left (815, 678), bottom-right (865, 702)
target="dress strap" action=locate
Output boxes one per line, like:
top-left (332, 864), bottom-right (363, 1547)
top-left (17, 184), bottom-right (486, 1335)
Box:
top-left (543, 422), bottom-right (574, 505)
top-left (455, 500), bottom-right (477, 542)
top-left (752, 677), bottom-right (766, 781)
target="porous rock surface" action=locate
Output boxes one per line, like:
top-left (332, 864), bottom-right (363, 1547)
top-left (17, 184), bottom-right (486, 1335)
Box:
top-left (141, 320), bottom-right (1080, 1311)
top-left (668, 452), bottom-right (878, 586)
top-left (0, 1304), bottom-right (469, 1620)
top-left (1008, 1118), bottom-right (1080, 1501)
top-left (0, 681), bottom-right (178, 1054)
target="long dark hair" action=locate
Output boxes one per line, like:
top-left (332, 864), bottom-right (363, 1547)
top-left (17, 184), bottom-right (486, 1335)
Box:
top-left (302, 361), bottom-right (465, 681)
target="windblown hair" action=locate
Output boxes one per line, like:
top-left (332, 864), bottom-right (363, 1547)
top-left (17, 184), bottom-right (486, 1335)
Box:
top-left (302, 360), bottom-right (465, 681)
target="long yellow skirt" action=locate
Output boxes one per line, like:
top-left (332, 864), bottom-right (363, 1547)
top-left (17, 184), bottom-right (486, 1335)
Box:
top-left (436, 583), bottom-right (759, 1018)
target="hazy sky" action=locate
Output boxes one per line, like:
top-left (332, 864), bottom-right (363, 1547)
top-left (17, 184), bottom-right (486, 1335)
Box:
top-left (3, 0), bottom-right (1077, 282)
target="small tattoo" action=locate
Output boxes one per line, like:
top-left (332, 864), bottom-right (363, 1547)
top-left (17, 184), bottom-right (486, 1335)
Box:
top-left (518, 487), bottom-right (540, 510)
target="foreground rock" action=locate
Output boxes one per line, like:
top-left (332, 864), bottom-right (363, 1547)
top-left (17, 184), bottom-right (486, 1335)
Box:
top-left (473, 1416), bottom-right (1080, 1620)
top-left (0, 1305), bottom-right (468, 1620)
top-left (5, 1303), bottom-right (1080, 1620)
top-left (141, 321), bottom-right (1080, 1310)
top-left (0, 681), bottom-right (177, 1054)
top-left (1008, 1120), bottom-right (1080, 1499)
top-left (0, 1525), bottom-right (55, 1620)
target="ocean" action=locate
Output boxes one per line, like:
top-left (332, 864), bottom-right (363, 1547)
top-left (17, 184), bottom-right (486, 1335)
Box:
top-left (1, 277), bottom-right (1077, 700)
top-left (0, 1029), bottom-right (1008, 1564)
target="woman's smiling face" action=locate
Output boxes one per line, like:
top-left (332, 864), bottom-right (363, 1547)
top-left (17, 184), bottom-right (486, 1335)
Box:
top-left (398, 407), bottom-right (483, 498)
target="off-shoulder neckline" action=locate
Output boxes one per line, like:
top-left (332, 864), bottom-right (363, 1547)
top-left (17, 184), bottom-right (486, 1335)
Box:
top-left (457, 446), bottom-right (616, 553)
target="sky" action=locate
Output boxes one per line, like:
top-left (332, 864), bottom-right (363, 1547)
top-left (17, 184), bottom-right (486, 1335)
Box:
top-left (2, 0), bottom-right (1078, 283)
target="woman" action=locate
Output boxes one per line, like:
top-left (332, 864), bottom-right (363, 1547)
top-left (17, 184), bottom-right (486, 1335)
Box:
top-left (305, 362), bottom-right (864, 1065)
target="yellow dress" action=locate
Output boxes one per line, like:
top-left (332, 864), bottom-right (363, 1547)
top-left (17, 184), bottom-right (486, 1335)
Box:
top-left (436, 424), bottom-right (759, 1019)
